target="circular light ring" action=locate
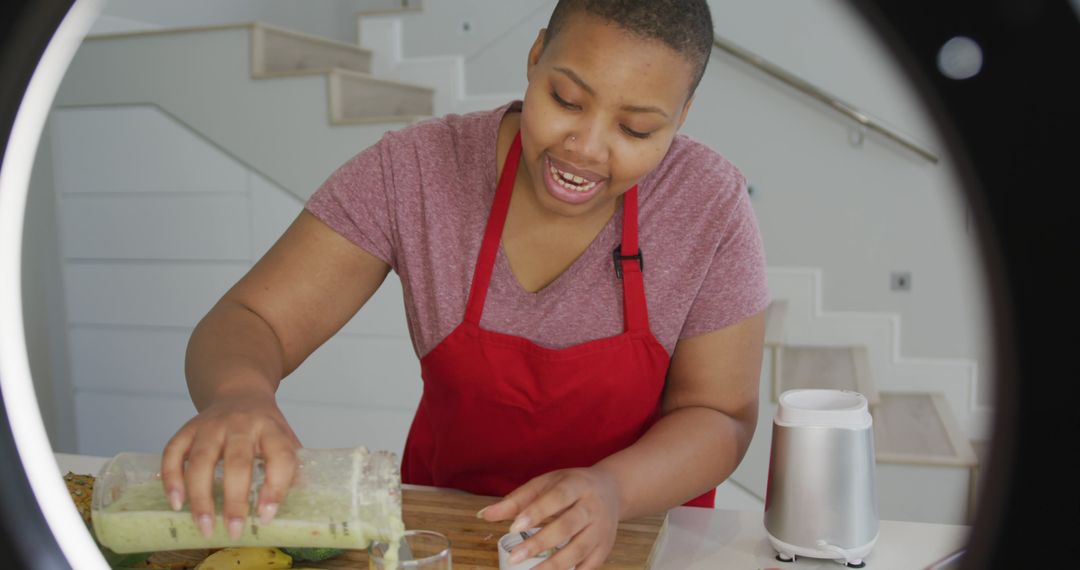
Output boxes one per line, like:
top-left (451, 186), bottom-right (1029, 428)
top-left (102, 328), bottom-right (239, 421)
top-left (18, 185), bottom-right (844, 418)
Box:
top-left (0, 0), bottom-right (109, 568)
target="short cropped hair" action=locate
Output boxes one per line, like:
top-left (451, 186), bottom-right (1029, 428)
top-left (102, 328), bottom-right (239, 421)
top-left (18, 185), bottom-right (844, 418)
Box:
top-left (542, 0), bottom-right (715, 96)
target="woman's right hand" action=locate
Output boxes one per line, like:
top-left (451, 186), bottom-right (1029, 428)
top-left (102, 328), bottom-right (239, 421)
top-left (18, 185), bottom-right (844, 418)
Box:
top-left (160, 391), bottom-right (301, 540)
top-left (160, 211), bottom-right (392, 540)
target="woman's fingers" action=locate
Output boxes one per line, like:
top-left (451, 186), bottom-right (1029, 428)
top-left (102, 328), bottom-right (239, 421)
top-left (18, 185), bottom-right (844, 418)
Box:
top-left (494, 468), bottom-right (622, 570)
top-left (221, 434), bottom-right (256, 539)
top-left (161, 424), bottom-right (195, 511)
top-left (509, 503), bottom-right (588, 566)
top-left (508, 473), bottom-right (581, 534)
top-left (183, 433), bottom-right (226, 537)
top-left (479, 471), bottom-right (557, 523)
top-left (530, 517), bottom-right (616, 570)
top-left (256, 427), bottom-right (299, 523)
top-left (160, 400), bottom-right (300, 539)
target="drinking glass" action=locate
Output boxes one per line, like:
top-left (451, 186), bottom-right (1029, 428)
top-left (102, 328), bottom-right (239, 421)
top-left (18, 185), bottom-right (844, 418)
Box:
top-left (369, 530), bottom-right (452, 570)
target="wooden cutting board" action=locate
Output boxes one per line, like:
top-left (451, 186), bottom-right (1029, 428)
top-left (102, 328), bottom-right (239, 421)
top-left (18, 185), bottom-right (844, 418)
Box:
top-left (300, 487), bottom-right (668, 569)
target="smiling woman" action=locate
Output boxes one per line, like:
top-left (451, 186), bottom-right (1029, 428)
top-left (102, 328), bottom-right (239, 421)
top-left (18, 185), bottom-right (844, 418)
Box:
top-left (2, 1), bottom-right (1077, 569)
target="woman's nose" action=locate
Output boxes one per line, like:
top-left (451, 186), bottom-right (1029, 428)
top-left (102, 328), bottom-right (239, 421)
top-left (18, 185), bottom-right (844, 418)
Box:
top-left (565, 127), bottom-right (607, 165)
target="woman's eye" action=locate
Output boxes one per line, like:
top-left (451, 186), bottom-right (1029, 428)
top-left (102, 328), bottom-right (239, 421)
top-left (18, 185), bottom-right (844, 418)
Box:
top-left (551, 91), bottom-right (579, 110)
top-left (621, 125), bottom-right (652, 139)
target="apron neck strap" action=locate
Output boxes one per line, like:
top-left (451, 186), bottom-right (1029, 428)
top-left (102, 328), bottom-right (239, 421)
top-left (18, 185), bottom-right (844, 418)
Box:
top-left (464, 131), bottom-right (520, 324)
top-left (617, 186), bottom-right (650, 333)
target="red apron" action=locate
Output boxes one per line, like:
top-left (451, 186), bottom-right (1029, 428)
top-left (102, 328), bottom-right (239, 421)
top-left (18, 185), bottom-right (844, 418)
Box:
top-left (401, 131), bottom-right (714, 508)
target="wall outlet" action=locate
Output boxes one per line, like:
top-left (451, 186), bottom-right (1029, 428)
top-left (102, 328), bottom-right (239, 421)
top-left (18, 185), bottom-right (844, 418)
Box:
top-left (891, 271), bottom-right (912, 291)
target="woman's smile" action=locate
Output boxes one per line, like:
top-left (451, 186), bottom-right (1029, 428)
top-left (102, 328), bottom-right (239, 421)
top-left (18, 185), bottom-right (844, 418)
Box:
top-left (543, 153), bottom-right (608, 204)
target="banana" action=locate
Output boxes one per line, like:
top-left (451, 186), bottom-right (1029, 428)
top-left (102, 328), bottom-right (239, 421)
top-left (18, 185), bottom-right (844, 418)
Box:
top-left (193, 547), bottom-right (292, 570)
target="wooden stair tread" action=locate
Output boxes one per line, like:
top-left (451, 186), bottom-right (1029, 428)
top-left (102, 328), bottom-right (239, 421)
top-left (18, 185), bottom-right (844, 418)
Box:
top-left (873, 392), bottom-right (978, 467)
top-left (252, 22), bottom-right (373, 76)
top-left (774, 345), bottom-right (879, 406)
top-left (329, 69), bottom-right (434, 123)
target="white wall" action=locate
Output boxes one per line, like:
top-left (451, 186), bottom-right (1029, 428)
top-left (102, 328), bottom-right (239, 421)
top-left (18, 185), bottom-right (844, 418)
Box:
top-left (22, 123), bottom-right (77, 452)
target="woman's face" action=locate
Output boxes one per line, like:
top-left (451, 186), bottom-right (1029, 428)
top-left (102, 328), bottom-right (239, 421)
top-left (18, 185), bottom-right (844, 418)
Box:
top-left (519, 12), bottom-right (698, 219)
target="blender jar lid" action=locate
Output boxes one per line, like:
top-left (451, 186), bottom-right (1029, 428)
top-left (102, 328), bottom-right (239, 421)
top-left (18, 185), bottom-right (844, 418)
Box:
top-left (775, 389), bottom-right (872, 429)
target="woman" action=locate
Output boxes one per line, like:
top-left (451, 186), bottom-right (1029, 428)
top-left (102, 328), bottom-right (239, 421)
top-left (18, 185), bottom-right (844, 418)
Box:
top-left (162, 1), bottom-right (768, 568)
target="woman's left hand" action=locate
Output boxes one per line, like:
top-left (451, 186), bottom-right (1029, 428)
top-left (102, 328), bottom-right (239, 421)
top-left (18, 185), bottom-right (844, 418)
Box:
top-left (478, 467), bottom-right (623, 570)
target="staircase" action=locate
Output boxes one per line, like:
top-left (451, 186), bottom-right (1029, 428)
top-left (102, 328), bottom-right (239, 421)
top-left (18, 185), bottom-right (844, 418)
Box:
top-left (55, 22), bottom-right (436, 204)
top-left (49, 3), bottom-right (986, 527)
top-left (250, 22), bottom-right (435, 125)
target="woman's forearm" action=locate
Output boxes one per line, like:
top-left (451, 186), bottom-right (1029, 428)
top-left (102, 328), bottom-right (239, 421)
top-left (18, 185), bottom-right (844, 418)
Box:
top-left (184, 300), bottom-right (289, 411)
top-left (595, 404), bottom-right (757, 520)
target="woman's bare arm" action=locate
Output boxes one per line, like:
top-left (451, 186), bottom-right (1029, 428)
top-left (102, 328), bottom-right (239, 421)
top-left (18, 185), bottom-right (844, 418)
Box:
top-left (162, 210), bottom-right (392, 538)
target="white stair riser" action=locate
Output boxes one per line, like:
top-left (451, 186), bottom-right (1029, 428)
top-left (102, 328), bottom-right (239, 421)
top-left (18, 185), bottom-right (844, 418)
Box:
top-left (358, 14), bottom-right (521, 116)
top-left (358, 16), bottom-right (404, 77)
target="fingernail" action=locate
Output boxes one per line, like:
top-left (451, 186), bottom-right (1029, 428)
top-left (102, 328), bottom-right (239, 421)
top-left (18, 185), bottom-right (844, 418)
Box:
top-left (508, 547), bottom-right (528, 564)
top-left (197, 514), bottom-right (214, 538)
top-left (475, 506), bottom-right (488, 519)
top-left (168, 489), bottom-right (183, 511)
top-left (228, 518), bottom-right (244, 540)
top-left (258, 502), bottom-right (278, 524)
top-left (509, 515), bottom-right (531, 534)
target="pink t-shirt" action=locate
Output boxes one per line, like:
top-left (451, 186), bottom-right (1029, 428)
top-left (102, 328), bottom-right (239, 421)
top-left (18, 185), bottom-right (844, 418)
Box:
top-left (306, 101), bottom-right (769, 359)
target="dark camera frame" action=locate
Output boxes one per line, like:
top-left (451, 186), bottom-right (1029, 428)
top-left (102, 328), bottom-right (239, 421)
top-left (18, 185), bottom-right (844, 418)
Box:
top-left (2, 1), bottom-right (1074, 568)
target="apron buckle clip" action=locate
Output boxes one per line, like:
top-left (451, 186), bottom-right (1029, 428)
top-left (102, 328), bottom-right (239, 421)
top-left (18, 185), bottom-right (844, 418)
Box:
top-left (613, 245), bottom-right (644, 279)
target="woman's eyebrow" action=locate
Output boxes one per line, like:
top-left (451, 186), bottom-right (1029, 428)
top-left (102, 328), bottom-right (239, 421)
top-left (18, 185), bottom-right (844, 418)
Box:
top-left (553, 66), bottom-right (670, 118)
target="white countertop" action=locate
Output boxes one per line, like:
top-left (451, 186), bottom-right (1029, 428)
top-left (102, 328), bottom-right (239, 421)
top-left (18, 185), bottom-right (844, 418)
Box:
top-left (56, 453), bottom-right (969, 568)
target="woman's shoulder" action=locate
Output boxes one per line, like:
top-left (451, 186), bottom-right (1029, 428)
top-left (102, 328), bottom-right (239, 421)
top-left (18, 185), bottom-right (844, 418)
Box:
top-left (646, 133), bottom-right (747, 195)
top-left (379, 102), bottom-right (514, 159)
top-left (639, 134), bottom-right (749, 226)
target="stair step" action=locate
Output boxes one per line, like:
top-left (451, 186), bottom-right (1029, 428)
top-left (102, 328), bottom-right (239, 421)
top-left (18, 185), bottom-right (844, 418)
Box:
top-left (763, 299), bottom-right (788, 348)
top-left (328, 69), bottom-right (434, 124)
top-left (252, 22), bottom-right (373, 77)
top-left (873, 392), bottom-right (978, 467)
top-left (773, 345), bottom-right (879, 406)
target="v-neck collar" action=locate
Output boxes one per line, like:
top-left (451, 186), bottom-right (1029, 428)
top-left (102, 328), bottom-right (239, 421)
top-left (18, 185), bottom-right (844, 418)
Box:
top-left (487, 102), bottom-right (623, 298)
top-left (494, 210), bottom-right (622, 298)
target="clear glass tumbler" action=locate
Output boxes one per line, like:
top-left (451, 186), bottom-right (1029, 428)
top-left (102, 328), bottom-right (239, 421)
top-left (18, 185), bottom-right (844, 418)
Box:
top-left (369, 529), bottom-right (452, 570)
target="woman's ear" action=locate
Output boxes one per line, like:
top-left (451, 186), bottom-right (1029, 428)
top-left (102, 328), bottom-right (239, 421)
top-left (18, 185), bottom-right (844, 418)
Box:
top-left (526, 28), bottom-right (547, 82)
top-left (677, 95), bottom-right (695, 130)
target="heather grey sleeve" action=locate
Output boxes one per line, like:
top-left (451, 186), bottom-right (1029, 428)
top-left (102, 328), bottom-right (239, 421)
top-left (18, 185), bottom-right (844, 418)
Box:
top-left (305, 132), bottom-right (399, 269)
top-left (679, 186), bottom-right (771, 338)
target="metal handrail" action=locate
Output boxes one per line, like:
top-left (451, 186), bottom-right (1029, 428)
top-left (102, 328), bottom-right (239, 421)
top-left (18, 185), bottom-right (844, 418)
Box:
top-left (713, 34), bottom-right (939, 164)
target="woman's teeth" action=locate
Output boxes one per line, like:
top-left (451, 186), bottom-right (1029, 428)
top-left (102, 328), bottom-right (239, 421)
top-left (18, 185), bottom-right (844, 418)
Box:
top-left (550, 165), bottom-right (598, 192)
